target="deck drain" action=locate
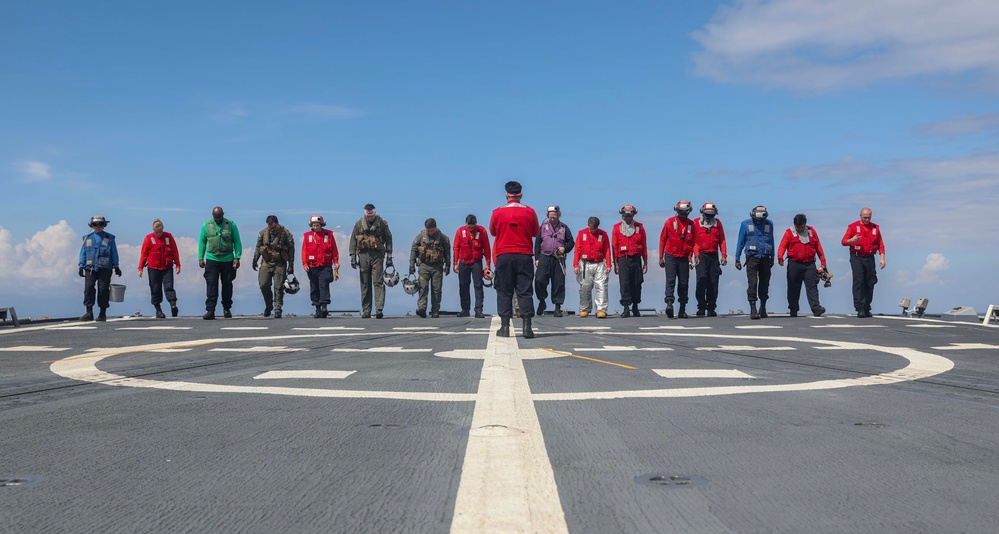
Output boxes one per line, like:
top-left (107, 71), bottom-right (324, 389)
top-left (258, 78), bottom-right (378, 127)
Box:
top-left (1, 476), bottom-right (44, 488)
top-left (635, 473), bottom-right (707, 488)
top-left (359, 423), bottom-right (411, 431)
top-left (854, 422), bottom-right (888, 428)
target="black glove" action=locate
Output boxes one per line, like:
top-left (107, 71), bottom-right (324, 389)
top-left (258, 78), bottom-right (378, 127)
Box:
top-left (350, 257), bottom-right (358, 269)
top-left (252, 262), bottom-right (258, 272)
top-left (287, 265), bottom-right (294, 275)
top-left (79, 267), bottom-right (85, 278)
top-left (735, 260), bottom-right (742, 271)
top-left (386, 256), bottom-right (394, 268)
top-left (114, 267), bottom-right (122, 277)
top-left (409, 265), bottom-right (416, 276)
top-left (444, 264), bottom-right (451, 276)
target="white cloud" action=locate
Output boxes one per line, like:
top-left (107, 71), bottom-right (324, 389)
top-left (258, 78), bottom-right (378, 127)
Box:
top-left (896, 252), bottom-right (949, 286)
top-left (288, 103), bottom-right (365, 120)
top-left (692, 0), bottom-right (999, 92)
top-left (915, 112), bottom-right (999, 137)
top-left (15, 160), bottom-right (52, 181)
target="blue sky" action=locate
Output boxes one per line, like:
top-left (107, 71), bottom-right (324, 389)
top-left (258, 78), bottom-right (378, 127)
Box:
top-left (2, 0), bottom-right (998, 319)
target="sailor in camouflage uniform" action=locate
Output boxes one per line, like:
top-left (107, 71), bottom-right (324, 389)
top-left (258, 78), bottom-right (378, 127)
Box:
top-left (348, 204), bottom-right (393, 319)
top-left (409, 218), bottom-right (451, 318)
top-left (252, 215), bottom-right (295, 319)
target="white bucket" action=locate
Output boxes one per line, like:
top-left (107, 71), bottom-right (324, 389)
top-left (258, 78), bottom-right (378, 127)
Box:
top-left (109, 283), bottom-right (126, 302)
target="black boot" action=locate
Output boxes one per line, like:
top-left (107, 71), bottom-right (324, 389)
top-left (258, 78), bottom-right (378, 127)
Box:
top-left (553, 305), bottom-right (563, 318)
top-left (750, 301), bottom-right (760, 320)
top-left (155, 305), bottom-right (166, 319)
top-left (96, 308), bottom-right (107, 322)
top-left (632, 304), bottom-right (641, 317)
top-left (498, 317), bottom-right (511, 337)
top-left (321, 304), bottom-right (329, 318)
top-left (665, 302), bottom-right (674, 319)
top-left (203, 310), bottom-right (215, 320)
top-left (169, 301), bottom-right (179, 317)
top-left (677, 304), bottom-right (688, 319)
top-left (621, 307), bottom-right (631, 318)
top-left (80, 306), bottom-right (94, 321)
top-left (522, 317), bottom-right (535, 339)
top-left (314, 305), bottom-right (323, 319)
top-left (759, 300), bottom-right (768, 318)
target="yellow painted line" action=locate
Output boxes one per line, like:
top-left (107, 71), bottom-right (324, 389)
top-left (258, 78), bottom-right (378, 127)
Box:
top-left (540, 348), bottom-right (637, 370)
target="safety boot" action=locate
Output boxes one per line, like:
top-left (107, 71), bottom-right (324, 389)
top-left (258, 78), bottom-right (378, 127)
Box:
top-left (169, 301), bottom-right (179, 317)
top-left (759, 300), bottom-right (768, 318)
top-left (665, 303), bottom-right (674, 319)
top-left (274, 310), bottom-right (282, 319)
top-left (203, 310), bottom-right (215, 320)
top-left (416, 309), bottom-right (427, 318)
top-left (553, 305), bottom-right (563, 318)
top-left (223, 309), bottom-right (232, 319)
top-left (155, 305), bottom-right (166, 319)
top-left (813, 306), bottom-right (825, 317)
top-left (596, 311), bottom-right (607, 319)
top-left (621, 307), bottom-right (631, 318)
top-left (314, 305), bottom-right (323, 319)
top-left (677, 304), bottom-right (689, 319)
top-left (474, 311), bottom-right (485, 319)
top-left (707, 310), bottom-right (718, 317)
top-left (376, 310), bottom-right (384, 319)
top-left (750, 301), bottom-right (760, 320)
top-left (263, 306), bottom-right (272, 317)
top-left (522, 317), bottom-right (535, 339)
top-left (497, 317), bottom-right (511, 337)
top-left (96, 308), bottom-right (107, 322)
top-left (80, 306), bottom-right (94, 321)
top-left (632, 305), bottom-right (641, 317)
top-left (579, 310), bottom-right (589, 318)
top-left (536, 302), bottom-right (546, 316)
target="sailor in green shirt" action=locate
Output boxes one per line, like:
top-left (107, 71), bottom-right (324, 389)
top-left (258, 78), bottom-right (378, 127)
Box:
top-left (198, 206), bottom-right (242, 319)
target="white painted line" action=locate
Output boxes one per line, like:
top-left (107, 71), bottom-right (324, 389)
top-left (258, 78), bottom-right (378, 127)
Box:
top-left (653, 369), bottom-right (755, 379)
top-left (640, 325), bottom-right (712, 330)
top-left (254, 370), bottom-right (355, 380)
top-left (116, 326), bottom-right (193, 330)
top-left (565, 326), bottom-right (611, 330)
top-left (735, 325), bottom-right (783, 329)
top-left (331, 347), bottom-right (432, 353)
top-left (906, 324), bottom-right (955, 328)
top-left (146, 348), bottom-right (192, 353)
top-left (811, 324), bottom-right (884, 328)
top-left (465, 328), bottom-right (492, 331)
top-left (49, 326), bottom-right (97, 330)
top-left (209, 346), bottom-right (310, 352)
top-left (221, 326), bottom-right (269, 330)
top-left (292, 326), bottom-right (364, 331)
top-left (451, 317), bottom-right (568, 533)
top-left (0, 345), bottom-right (70, 352)
top-left (932, 343), bottom-right (999, 350)
top-left (696, 345), bottom-right (795, 351)
top-left (572, 345), bottom-right (673, 352)
top-left (394, 326), bottom-right (439, 330)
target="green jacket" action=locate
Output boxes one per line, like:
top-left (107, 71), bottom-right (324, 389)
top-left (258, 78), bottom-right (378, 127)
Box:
top-left (198, 218), bottom-right (242, 262)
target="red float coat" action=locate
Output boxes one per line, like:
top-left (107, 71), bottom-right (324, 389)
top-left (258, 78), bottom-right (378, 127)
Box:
top-left (489, 200), bottom-right (540, 261)
top-left (573, 228), bottom-right (611, 270)
top-left (453, 225), bottom-right (491, 267)
top-left (611, 221), bottom-right (648, 262)
top-left (841, 220), bottom-right (884, 256)
top-left (301, 229), bottom-right (339, 268)
top-left (659, 216), bottom-right (695, 259)
top-left (692, 218), bottom-right (727, 256)
top-left (139, 231), bottom-right (181, 271)
top-left (778, 226), bottom-right (827, 265)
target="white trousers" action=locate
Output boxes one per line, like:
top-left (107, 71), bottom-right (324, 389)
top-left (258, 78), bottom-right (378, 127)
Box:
top-left (577, 261), bottom-right (608, 312)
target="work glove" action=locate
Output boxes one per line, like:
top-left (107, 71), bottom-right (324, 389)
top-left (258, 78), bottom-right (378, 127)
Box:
top-left (350, 257), bottom-right (357, 269)
top-left (444, 264), bottom-right (451, 276)
top-left (386, 256), bottom-right (394, 268)
top-left (287, 264), bottom-right (293, 275)
top-left (252, 262), bottom-right (258, 272)
top-left (333, 266), bottom-right (339, 281)
top-left (79, 267), bottom-right (85, 278)
top-left (409, 265), bottom-right (416, 276)
top-left (735, 260), bottom-right (742, 271)
top-left (114, 267), bottom-right (122, 277)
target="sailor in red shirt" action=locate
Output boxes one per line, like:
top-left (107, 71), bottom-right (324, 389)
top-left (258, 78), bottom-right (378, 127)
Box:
top-left (777, 213), bottom-right (827, 317)
top-left (489, 181), bottom-right (540, 338)
top-left (691, 202), bottom-right (728, 316)
top-left (301, 214), bottom-right (340, 319)
top-left (612, 204), bottom-right (648, 317)
top-left (841, 207), bottom-right (886, 317)
top-left (658, 200), bottom-right (695, 318)
top-left (453, 214), bottom-right (491, 318)
top-left (574, 216), bottom-right (612, 318)
top-left (138, 218), bottom-right (181, 318)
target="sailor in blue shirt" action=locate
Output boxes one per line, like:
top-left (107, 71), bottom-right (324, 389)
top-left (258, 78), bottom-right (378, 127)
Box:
top-left (734, 206), bottom-right (775, 320)
top-left (78, 215), bottom-right (122, 321)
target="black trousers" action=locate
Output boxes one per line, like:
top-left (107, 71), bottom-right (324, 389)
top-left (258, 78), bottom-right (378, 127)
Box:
top-left (147, 268), bottom-right (176, 306)
top-left (663, 254), bottom-right (689, 305)
top-left (535, 254), bottom-right (567, 306)
top-left (850, 254), bottom-right (878, 312)
top-left (617, 255), bottom-right (644, 307)
top-left (745, 256), bottom-right (773, 302)
top-left (496, 254), bottom-right (534, 319)
top-left (308, 265), bottom-right (334, 306)
top-left (787, 260), bottom-right (821, 313)
top-left (204, 259), bottom-right (235, 312)
top-left (83, 268), bottom-right (113, 309)
top-left (695, 252), bottom-right (722, 311)
top-left (458, 261), bottom-right (484, 313)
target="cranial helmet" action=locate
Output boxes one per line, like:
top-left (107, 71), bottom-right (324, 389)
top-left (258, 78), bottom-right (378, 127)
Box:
top-left (482, 268), bottom-right (493, 288)
top-left (750, 205), bottom-right (768, 222)
top-left (89, 215), bottom-right (110, 228)
top-left (700, 202), bottom-right (718, 216)
top-left (547, 205), bottom-right (561, 216)
top-left (283, 273), bottom-right (301, 294)
top-left (402, 274), bottom-right (419, 295)
top-left (310, 214), bottom-right (326, 227)
top-left (383, 265), bottom-right (400, 287)
top-left (674, 200), bottom-right (692, 215)
top-left (619, 204), bottom-right (637, 216)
